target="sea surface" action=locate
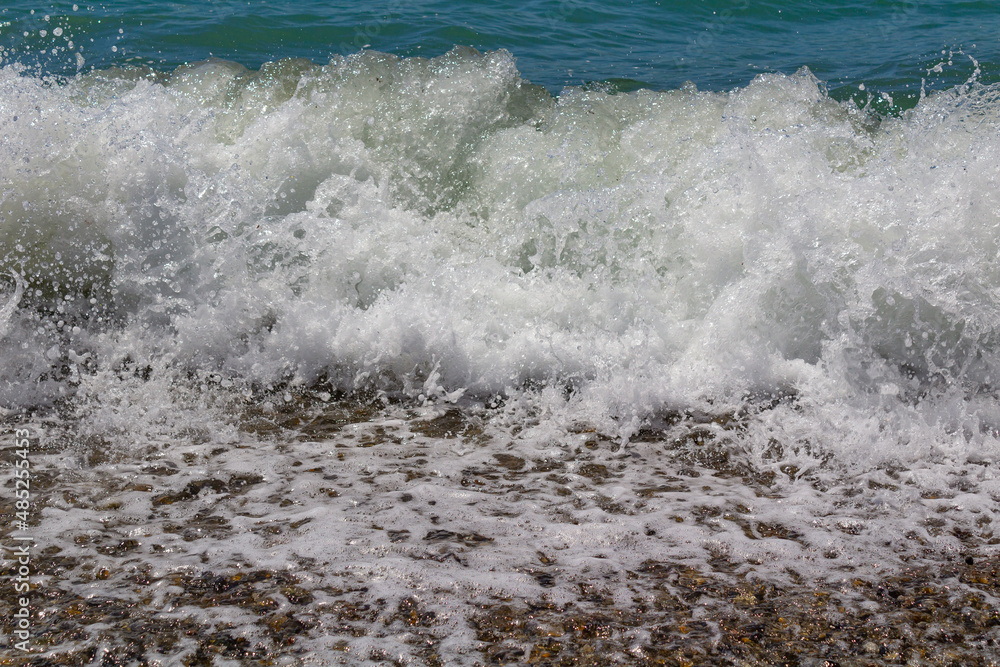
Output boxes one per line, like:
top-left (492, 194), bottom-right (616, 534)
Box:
top-left (2, 2), bottom-right (1000, 665)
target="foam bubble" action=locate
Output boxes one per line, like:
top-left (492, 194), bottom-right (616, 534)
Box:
top-left (0, 52), bottom-right (999, 466)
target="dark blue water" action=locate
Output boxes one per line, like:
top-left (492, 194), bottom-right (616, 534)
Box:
top-left (2, 0), bottom-right (997, 105)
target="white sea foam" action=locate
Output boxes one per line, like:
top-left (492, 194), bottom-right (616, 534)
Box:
top-left (0, 49), bottom-right (996, 507)
top-left (2, 50), bottom-right (1000, 454)
top-left (0, 270), bottom-right (25, 340)
top-left (3, 49), bottom-right (1000, 661)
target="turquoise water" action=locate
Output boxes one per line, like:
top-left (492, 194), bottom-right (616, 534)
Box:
top-left (2, 0), bottom-right (998, 105)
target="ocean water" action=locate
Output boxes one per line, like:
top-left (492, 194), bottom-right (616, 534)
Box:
top-left (3, 1), bottom-right (1000, 100)
top-left (2, 2), bottom-right (1000, 665)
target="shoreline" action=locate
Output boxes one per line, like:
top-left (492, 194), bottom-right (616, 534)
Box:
top-left (2, 401), bottom-right (998, 665)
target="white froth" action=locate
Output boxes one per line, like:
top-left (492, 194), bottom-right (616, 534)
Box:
top-left (1, 50), bottom-right (1000, 464)
top-left (3, 45), bottom-right (1000, 667)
